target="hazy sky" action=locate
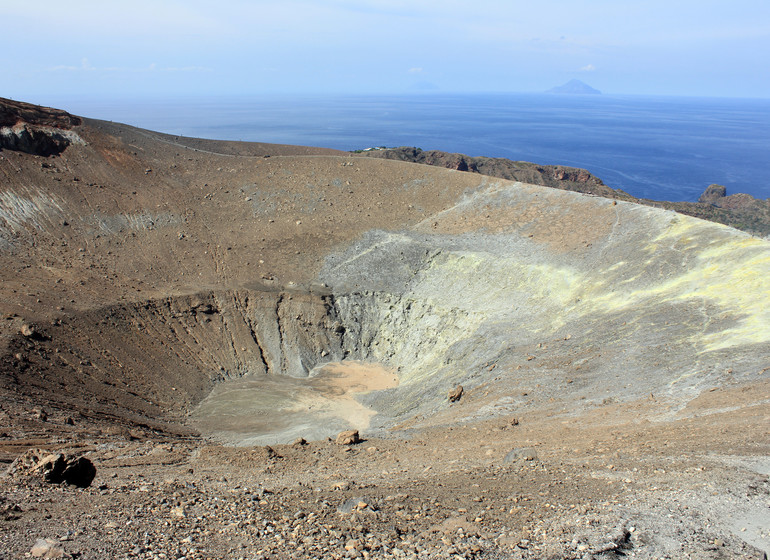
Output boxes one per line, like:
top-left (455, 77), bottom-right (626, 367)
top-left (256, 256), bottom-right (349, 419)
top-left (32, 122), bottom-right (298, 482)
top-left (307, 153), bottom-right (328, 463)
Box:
top-left (5, 0), bottom-right (770, 102)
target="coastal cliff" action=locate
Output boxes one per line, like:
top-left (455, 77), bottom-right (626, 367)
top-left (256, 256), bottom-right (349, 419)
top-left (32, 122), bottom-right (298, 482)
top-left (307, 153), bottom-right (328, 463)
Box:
top-left (359, 147), bottom-right (770, 236)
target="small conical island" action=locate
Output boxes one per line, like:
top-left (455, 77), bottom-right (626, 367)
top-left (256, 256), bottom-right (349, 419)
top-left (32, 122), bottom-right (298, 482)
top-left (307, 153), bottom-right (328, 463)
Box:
top-left (547, 78), bottom-right (602, 94)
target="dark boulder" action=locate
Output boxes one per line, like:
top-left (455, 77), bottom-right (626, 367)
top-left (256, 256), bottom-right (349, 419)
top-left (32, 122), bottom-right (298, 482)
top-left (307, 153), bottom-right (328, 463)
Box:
top-left (7, 449), bottom-right (96, 488)
top-left (39, 453), bottom-right (96, 487)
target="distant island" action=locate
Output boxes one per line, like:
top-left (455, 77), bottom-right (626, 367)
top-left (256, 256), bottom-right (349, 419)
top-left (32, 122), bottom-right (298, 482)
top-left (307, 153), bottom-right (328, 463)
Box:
top-left (547, 79), bottom-right (601, 95)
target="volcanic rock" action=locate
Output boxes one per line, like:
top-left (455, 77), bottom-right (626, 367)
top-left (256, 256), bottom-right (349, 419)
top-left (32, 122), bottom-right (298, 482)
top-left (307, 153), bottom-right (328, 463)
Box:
top-left (336, 430), bottom-right (361, 445)
top-left (30, 538), bottom-right (68, 558)
top-left (448, 385), bottom-right (464, 402)
top-left (0, 98), bottom-right (81, 129)
top-left (699, 183), bottom-right (727, 204)
top-left (503, 447), bottom-right (538, 463)
top-left (7, 449), bottom-right (96, 488)
top-left (337, 497), bottom-right (374, 514)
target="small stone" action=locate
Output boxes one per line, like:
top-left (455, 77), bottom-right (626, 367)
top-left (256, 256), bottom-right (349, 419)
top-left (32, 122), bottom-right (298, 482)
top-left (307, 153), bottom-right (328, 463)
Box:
top-left (448, 385), bottom-right (463, 403)
top-left (337, 497), bottom-right (371, 514)
top-left (128, 429), bottom-right (144, 441)
top-left (20, 324), bottom-right (36, 337)
top-left (30, 538), bottom-right (67, 558)
top-left (336, 430), bottom-right (361, 445)
top-left (503, 447), bottom-right (538, 463)
top-left (292, 437), bottom-right (307, 447)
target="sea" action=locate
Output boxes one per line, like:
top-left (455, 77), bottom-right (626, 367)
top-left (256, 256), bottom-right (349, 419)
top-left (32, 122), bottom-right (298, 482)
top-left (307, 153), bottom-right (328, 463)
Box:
top-left (50, 93), bottom-right (770, 203)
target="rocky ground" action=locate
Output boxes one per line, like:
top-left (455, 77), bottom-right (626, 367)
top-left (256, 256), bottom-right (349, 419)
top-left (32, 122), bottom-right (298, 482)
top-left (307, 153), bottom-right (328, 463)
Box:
top-left (1, 98), bottom-right (769, 560)
top-left (3, 381), bottom-right (769, 559)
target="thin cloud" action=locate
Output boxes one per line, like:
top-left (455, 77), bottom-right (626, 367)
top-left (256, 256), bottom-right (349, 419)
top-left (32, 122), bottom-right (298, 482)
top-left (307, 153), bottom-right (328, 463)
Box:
top-left (408, 67), bottom-right (423, 74)
top-left (50, 58), bottom-right (94, 71)
top-left (163, 66), bottom-right (213, 73)
top-left (48, 60), bottom-right (212, 73)
top-left (579, 64), bottom-right (597, 71)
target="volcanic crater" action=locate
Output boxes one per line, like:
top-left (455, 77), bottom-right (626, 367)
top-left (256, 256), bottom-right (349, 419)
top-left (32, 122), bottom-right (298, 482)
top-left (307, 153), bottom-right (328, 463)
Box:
top-left (1, 98), bottom-right (769, 560)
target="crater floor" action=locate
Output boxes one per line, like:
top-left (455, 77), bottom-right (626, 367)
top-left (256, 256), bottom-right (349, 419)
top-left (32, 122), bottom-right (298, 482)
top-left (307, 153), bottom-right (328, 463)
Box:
top-left (191, 360), bottom-right (398, 446)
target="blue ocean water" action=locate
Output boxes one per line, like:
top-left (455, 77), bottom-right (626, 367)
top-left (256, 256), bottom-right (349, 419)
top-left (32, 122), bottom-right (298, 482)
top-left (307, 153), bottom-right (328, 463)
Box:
top-left (54, 94), bottom-right (770, 202)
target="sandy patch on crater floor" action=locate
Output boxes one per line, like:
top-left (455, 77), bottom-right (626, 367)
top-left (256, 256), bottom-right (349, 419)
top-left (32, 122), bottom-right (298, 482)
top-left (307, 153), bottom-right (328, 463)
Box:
top-left (190, 361), bottom-right (398, 446)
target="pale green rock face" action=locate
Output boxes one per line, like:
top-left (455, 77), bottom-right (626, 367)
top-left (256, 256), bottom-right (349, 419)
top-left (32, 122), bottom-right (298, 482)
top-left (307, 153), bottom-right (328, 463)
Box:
top-left (214, 181), bottom-right (768, 439)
